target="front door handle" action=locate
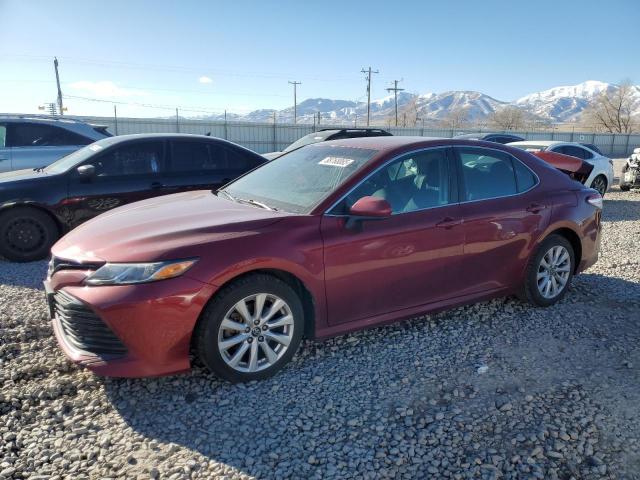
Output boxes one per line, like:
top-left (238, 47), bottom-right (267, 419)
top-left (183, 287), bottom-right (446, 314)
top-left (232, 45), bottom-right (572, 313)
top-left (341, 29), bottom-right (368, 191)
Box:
top-left (150, 182), bottom-right (164, 190)
top-left (435, 217), bottom-right (463, 229)
top-left (526, 203), bottom-right (547, 213)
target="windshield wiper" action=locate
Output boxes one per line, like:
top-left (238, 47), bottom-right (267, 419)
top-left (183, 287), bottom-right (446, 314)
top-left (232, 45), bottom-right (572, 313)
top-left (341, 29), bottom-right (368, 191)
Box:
top-left (236, 198), bottom-right (276, 211)
top-left (216, 190), bottom-right (236, 201)
top-left (33, 166), bottom-right (46, 172)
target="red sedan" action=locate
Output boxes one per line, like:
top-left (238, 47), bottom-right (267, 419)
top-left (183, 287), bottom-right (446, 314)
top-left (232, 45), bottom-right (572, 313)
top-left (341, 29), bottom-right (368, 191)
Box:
top-left (44, 137), bottom-right (602, 382)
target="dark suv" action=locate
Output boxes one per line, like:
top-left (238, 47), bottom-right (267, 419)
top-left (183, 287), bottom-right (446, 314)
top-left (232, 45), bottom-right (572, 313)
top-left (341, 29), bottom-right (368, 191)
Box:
top-left (263, 128), bottom-right (392, 160)
top-left (0, 134), bottom-right (266, 261)
top-left (0, 116), bottom-right (111, 172)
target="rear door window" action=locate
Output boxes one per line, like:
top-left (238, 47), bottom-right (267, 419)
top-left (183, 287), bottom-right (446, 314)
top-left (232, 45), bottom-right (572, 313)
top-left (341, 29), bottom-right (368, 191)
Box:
top-left (9, 123), bottom-right (92, 147)
top-left (170, 141), bottom-right (213, 172)
top-left (209, 144), bottom-right (261, 171)
top-left (456, 147), bottom-right (518, 201)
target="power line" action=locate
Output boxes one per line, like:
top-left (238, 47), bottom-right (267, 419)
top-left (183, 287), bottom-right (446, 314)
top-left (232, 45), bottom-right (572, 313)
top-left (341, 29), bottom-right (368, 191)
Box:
top-left (288, 81), bottom-right (301, 124)
top-left (361, 67), bottom-right (379, 126)
top-left (63, 94), bottom-right (232, 115)
top-left (386, 79), bottom-right (405, 127)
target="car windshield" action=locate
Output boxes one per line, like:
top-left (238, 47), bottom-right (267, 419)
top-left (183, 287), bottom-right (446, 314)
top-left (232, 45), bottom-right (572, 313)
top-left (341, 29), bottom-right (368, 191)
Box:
top-left (282, 131), bottom-right (335, 153)
top-left (45, 139), bottom-right (112, 173)
top-left (220, 144), bottom-right (377, 213)
top-left (508, 144), bottom-right (549, 152)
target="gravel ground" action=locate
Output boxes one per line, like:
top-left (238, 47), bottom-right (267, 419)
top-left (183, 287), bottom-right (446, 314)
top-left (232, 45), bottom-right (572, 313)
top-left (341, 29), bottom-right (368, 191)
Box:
top-left (1, 168), bottom-right (639, 479)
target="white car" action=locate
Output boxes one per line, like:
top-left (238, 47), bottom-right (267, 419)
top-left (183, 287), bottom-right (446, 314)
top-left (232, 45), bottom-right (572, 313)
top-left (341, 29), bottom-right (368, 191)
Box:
top-left (507, 140), bottom-right (614, 196)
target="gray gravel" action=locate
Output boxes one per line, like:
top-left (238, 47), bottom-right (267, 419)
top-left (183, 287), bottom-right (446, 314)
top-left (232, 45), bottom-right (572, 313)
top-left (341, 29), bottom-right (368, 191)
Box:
top-left (1, 180), bottom-right (639, 479)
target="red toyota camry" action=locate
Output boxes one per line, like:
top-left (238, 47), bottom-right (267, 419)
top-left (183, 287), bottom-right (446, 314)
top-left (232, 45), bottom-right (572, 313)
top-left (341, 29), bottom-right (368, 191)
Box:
top-left (44, 137), bottom-right (602, 382)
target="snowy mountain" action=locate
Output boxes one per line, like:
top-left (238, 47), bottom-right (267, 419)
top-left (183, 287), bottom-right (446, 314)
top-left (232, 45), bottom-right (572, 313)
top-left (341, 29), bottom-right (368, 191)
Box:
top-left (199, 81), bottom-right (640, 125)
top-left (515, 80), bottom-right (616, 121)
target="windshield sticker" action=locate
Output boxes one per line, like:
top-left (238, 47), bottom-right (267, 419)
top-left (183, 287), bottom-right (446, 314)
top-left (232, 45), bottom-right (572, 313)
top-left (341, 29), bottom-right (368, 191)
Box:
top-left (88, 144), bottom-right (104, 152)
top-left (318, 156), bottom-right (354, 168)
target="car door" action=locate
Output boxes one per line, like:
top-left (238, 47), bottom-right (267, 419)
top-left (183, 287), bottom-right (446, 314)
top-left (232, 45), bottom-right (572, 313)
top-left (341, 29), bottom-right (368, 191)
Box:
top-left (0, 124), bottom-right (9, 173)
top-left (454, 146), bottom-right (551, 295)
top-left (65, 140), bottom-right (166, 227)
top-left (7, 122), bottom-right (91, 171)
top-left (321, 147), bottom-right (465, 325)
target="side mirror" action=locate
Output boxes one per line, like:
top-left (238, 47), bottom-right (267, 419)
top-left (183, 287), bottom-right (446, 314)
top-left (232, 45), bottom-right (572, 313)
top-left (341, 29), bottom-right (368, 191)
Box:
top-left (77, 164), bottom-right (95, 178)
top-left (345, 196), bottom-right (391, 229)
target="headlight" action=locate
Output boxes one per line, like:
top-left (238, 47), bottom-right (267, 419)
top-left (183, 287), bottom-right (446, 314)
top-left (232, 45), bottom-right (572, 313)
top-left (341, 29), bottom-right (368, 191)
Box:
top-left (85, 259), bottom-right (197, 286)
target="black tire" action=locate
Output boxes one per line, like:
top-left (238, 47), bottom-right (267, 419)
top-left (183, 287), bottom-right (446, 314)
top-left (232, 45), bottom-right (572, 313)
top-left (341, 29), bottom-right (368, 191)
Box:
top-left (194, 273), bottom-right (304, 383)
top-left (590, 175), bottom-right (608, 197)
top-left (523, 234), bottom-right (575, 307)
top-left (0, 207), bottom-right (59, 262)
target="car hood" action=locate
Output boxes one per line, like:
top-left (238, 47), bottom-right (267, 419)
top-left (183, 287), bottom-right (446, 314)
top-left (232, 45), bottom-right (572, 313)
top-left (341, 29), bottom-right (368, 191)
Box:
top-left (0, 168), bottom-right (50, 184)
top-left (52, 190), bottom-right (289, 263)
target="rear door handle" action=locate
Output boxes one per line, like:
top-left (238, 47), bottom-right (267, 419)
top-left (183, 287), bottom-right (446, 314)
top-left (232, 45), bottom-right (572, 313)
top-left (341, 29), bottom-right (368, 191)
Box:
top-left (435, 217), bottom-right (463, 229)
top-left (526, 203), bottom-right (547, 213)
top-left (150, 182), bottom-right (164, 190)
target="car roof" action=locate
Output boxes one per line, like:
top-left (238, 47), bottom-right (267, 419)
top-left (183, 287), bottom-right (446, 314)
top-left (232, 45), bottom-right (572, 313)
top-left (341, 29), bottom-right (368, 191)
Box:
top-left (89, 133), bottom-right (258, 151)
top-left (508, 140), bottom-right (558, 147)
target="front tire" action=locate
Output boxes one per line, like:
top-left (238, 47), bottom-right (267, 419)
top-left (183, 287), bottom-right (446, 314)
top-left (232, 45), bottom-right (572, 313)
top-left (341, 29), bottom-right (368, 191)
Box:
top-left (194, 274), bottom-right (304, 383)
top-left (590, 175), bottom-right (608, 197)
top-left (0, 207), bottom-right (59, 262)
top-left (523, 234), bottom-right (575, 307)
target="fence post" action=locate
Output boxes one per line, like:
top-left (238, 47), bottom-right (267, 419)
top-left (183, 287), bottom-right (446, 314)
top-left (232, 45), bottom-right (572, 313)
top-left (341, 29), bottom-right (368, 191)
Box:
top-left (175, 108), bottom-right (179, 133)
top-left (113, 105), bottom-right (118, 135)
top-left (224, 110), bottom-right (228, 140)
top-left (272, 112), bottom-right (277, 152)
top-left (624, 133), bottom-right (630, 157)
top-left (610, 134), bottom-right (616, 157)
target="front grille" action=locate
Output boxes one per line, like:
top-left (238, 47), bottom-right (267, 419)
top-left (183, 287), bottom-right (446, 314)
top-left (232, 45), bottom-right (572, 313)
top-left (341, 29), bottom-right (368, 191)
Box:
top-left (53, 290), bottom-right (127, 357)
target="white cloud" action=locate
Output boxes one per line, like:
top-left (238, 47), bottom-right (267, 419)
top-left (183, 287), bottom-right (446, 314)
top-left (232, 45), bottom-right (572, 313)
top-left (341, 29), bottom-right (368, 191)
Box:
top-left (69, 80), bottom-right (147, 98)
top-left (199, 76), bottom-right (213, 84)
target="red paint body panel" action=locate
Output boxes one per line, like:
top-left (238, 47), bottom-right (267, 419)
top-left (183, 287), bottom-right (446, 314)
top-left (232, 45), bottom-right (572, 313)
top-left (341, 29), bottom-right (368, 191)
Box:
top-left (46, 137), bottom-right (601, 377)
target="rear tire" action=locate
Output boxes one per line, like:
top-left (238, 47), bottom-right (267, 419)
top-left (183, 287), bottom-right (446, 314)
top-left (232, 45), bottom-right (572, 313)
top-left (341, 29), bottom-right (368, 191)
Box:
top-left (523, 234), bottom-right (575, 307)
top-left (194, 274), bottom-right (304, 383)
top-left (590, 175), bottom-right (608, 197)
top-left (0, 207), bottom-right (59, 262)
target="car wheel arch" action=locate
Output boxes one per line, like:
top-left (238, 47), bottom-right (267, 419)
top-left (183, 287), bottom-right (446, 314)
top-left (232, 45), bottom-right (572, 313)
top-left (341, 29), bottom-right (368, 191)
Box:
top-left (191, 268), bottom-right (317, 350)
top-left (539, 227), bottom-right (582, 274)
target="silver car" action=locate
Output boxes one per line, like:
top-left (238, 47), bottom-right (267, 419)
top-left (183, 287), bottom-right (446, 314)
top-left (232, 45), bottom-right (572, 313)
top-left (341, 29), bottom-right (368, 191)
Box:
top-left (0, 116), bottom-right (111, 172)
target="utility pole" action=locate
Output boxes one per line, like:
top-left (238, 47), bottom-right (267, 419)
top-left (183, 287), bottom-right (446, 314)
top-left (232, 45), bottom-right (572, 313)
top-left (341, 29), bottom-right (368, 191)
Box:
top-left (288, 81), bottom-right (301, 124)
top-left (53, 57), bottom-right (64, 115)
top-left (360, 67), bottom-right (379, 126)
top-left (386, 79), bottom-right (404, 127)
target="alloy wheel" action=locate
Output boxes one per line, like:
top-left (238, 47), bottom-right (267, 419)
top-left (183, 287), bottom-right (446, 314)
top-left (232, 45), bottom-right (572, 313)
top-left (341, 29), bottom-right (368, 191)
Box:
top-left (591, 176), bottom-right (607, 196)
top-left (217, 293), bottom-right (294, 373)
top-left (537, 245), bottom-right (571, 299)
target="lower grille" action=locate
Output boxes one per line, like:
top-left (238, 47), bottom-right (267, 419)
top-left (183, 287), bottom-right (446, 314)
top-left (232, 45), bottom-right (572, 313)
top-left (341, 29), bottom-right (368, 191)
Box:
top-left (53, 290), bottom-right (127, 357)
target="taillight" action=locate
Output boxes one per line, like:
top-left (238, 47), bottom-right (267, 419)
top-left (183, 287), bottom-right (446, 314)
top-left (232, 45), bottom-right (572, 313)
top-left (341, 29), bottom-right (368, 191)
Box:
top-left (586, 193), bottom-right (603, 209)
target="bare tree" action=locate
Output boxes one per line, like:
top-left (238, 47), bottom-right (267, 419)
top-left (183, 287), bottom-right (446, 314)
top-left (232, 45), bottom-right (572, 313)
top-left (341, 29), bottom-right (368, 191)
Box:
top-left (395, 95), bottom-right (420, 127)
top-left (439, 107), bottom-right (470, 130)
top-left (581, 81), bottom-right (637, 133)
top-left (488, 106), bottom-right (527, 130)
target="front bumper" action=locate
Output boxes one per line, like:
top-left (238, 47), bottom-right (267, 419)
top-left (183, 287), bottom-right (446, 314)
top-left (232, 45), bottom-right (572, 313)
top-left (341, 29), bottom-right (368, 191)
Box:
top-left (45, 271), bottom-right (216, 377)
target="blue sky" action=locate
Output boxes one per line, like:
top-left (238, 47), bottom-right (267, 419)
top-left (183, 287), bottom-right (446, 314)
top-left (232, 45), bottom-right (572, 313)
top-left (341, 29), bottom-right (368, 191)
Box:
top-left (1, 0), bottom-right (638, 117)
